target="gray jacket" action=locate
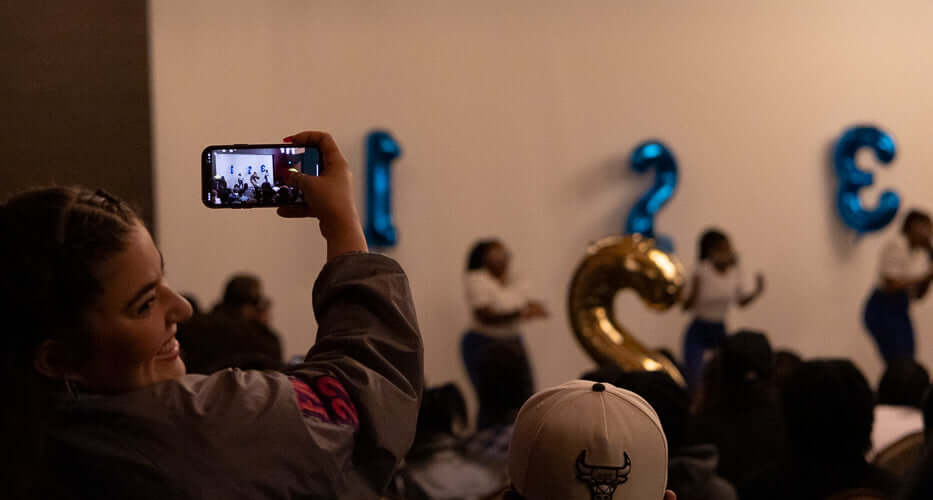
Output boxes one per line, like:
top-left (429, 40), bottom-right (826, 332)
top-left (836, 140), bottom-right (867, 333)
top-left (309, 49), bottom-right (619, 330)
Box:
top-left (40, 253), bottom-right (424, 499)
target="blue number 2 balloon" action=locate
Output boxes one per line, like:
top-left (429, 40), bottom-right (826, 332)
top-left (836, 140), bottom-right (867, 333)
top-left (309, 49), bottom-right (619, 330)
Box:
top-left (625, 140), bottom-right (678, 252)
top-left (365, 130), bottom-right (402, 247)
top-left (832, 125), bottom-right (899, 234)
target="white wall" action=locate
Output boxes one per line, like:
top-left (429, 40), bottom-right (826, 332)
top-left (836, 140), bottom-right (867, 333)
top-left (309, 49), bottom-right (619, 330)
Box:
top-left (150, 1), bottom-right (933, 409)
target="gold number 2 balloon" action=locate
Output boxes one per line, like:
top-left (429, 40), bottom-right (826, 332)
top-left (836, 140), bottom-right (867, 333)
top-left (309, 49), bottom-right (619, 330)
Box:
top-left (568, 234), bottom-right (687, 386)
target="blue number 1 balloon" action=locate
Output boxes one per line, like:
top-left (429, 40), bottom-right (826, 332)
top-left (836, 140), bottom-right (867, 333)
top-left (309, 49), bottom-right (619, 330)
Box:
top-left (625, 140), bottom-right (678, 252)
top-left (832, 125), bottom-right (899, 234)
top-left (365, 130), bottom-right (401, 247)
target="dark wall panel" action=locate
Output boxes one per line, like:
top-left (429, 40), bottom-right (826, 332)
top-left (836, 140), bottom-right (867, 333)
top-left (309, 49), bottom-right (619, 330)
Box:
top-left (0, 0), bottom-right (154, 228)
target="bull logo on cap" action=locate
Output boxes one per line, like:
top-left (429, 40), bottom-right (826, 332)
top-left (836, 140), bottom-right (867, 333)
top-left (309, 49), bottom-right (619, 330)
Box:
top-left (575, 450), bottom-right (632, 500)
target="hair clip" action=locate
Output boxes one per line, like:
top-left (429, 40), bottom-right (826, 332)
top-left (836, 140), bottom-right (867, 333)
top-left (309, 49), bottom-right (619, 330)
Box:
top-left (94, 189), bottom-right (120, 205)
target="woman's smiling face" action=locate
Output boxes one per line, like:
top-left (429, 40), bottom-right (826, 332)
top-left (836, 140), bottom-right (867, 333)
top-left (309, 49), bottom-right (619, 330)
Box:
top-left (73, 222), bottom-right (193, 392)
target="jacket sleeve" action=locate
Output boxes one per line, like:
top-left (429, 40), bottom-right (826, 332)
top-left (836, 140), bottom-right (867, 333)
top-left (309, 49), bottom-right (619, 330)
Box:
top-left (286, 252), bottom-right (424, 494)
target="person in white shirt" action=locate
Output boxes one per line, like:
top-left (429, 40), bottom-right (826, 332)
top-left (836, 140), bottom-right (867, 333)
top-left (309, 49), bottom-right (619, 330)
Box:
top-left (462, 239), bottom-right (548, 430)
top-left (863, 210), bottom-right (933, 364)
top-left (682, 229), bottom-right (765, 390)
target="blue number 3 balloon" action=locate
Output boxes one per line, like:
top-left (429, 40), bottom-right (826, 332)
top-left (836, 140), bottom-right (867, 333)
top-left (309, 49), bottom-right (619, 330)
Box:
top-left (625, 140), bottom-right (678, 252)
top-left (365, 130), bottom-right (401, 247)
top-left (832, 125), bottom-right (900, 234)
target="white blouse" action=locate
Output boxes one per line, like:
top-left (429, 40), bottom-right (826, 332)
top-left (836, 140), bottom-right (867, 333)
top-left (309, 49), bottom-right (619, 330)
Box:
top-left (464, 270), bottom-right (529, 338)
top-left (878, 235), bottom-right (931, 291)
top-left (687, 260), bottom-right (750, 323)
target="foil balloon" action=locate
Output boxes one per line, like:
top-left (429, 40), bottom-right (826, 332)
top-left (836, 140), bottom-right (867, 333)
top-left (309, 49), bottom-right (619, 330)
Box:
top-left (625, 141), bottom-right (678, 252)
top-left (568, 234), bottom-right (686, 386)
top-left (832, 125), bottom-right (899, 234)
top-left (365, 130), bottom-right (401, 247)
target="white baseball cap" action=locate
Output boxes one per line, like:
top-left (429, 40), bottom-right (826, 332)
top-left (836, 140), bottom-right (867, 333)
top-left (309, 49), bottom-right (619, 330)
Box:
top-left (508, 380), bottom-right (668, 500)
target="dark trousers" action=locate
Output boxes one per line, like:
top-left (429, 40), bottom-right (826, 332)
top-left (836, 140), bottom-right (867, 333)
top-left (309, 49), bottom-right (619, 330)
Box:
top-left (683, 319), bottom-right (728, 391)
top-left (864, 289), bottom-right (915, 363)
top-left (461, 331), bottom-right (534, 430)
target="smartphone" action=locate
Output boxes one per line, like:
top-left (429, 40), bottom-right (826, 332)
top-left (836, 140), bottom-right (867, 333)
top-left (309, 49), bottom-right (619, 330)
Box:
top-left (201, 144), bottom-right (321, 208)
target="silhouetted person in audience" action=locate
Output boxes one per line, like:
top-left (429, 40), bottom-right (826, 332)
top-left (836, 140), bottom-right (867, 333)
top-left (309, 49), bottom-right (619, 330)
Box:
top-left (391, 384), bottom-right (507, 500)
top-left (213, 176), bottom-right (231, 204)
top-left (215, 274), bottom-right (275, 328)
top-left (176, 274), bottom-right (283, 374)
top-left (896, 389), bottom-right (933, 500)
top-left (772, 349), bottom-right (802, 396)
top-left (657, 346), bottom-right (686, 378)
top-left (923, 386), bottom-right (933, 443)
top-left (580, 363), bottom-right (625, 387)
top-left (180, 293), bottom-right (202, 317)
top-left (277, 186), bottom-right (295, 204)
top-left (692, 330), bottom-right (784, 500)
top-left (781, 360), bottom-right (900, 500)
top-left (897, 452), bottom-right (933, 500)
top-left (585, 369), bottom-right (737, 500)
top-left (176, 313), bottom-right (282, 374)
top-left (872, 360), bottom-right (929, 458)
top-left (879, 359), bottom-right (930, 409)
top-left (261, 176), bottom-right (275, 203)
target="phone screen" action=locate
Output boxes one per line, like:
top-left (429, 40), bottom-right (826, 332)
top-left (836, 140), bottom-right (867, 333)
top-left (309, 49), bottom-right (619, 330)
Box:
top-left (202, 144), bottom-right (321, 208)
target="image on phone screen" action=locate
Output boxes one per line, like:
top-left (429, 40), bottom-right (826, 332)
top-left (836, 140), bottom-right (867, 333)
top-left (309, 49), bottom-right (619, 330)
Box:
top-left (202, 145), bottom-right (320, 208)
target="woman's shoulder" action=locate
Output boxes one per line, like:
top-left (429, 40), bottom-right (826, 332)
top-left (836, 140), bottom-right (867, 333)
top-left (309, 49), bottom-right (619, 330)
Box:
top-left (56, 370), bottom-right (294, 423)
top-left (150, 369), bottom-right (293, 415)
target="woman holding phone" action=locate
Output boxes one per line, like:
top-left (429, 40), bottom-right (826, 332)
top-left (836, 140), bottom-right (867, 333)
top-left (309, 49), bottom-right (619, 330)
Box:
top-left (1, 131), bottom-right (423, 499)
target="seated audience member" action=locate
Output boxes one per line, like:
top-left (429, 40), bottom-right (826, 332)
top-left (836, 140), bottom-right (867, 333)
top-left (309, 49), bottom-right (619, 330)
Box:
top-left (177, 273), bottom-right (284, 373)
top-left (870, 360), bottom-right (929, 460)
top-left (772, 349), bottom-right (802, 394)
top-left (176, 312), bottom-right (284, 373)
top-left (391, 384), bottom-right (507, 500)
top-left (896, 452), bottom-right (933, 500)
top-left (897, 390), bottom-right (933, 500)
top-left (1, 131), bottom-right (423, 499)
top-left (580, 364), bottom-right (625, 388)
top-left (215, 273), bottom-right (275, 327)
top-left (261, 180), bottom-right (275, 203)
top-left (586, 369), bottom-right (737, 500)
top-left (504, 380), bottom-right (675, 500)
top-left (180, 293), bottom-right (202, 317)
top-left (692, 351), bottom-right (721, 414)
top-left (923, 386), bottom-right (933, 442)
top-left (277, 186), bottom-right (296, 204)
top-left (692, 331), bottom-right (784, 500)
top-left (781, 360), bottom-right (900, 500)
top-left (657, 347), bottom-right (686, 378)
